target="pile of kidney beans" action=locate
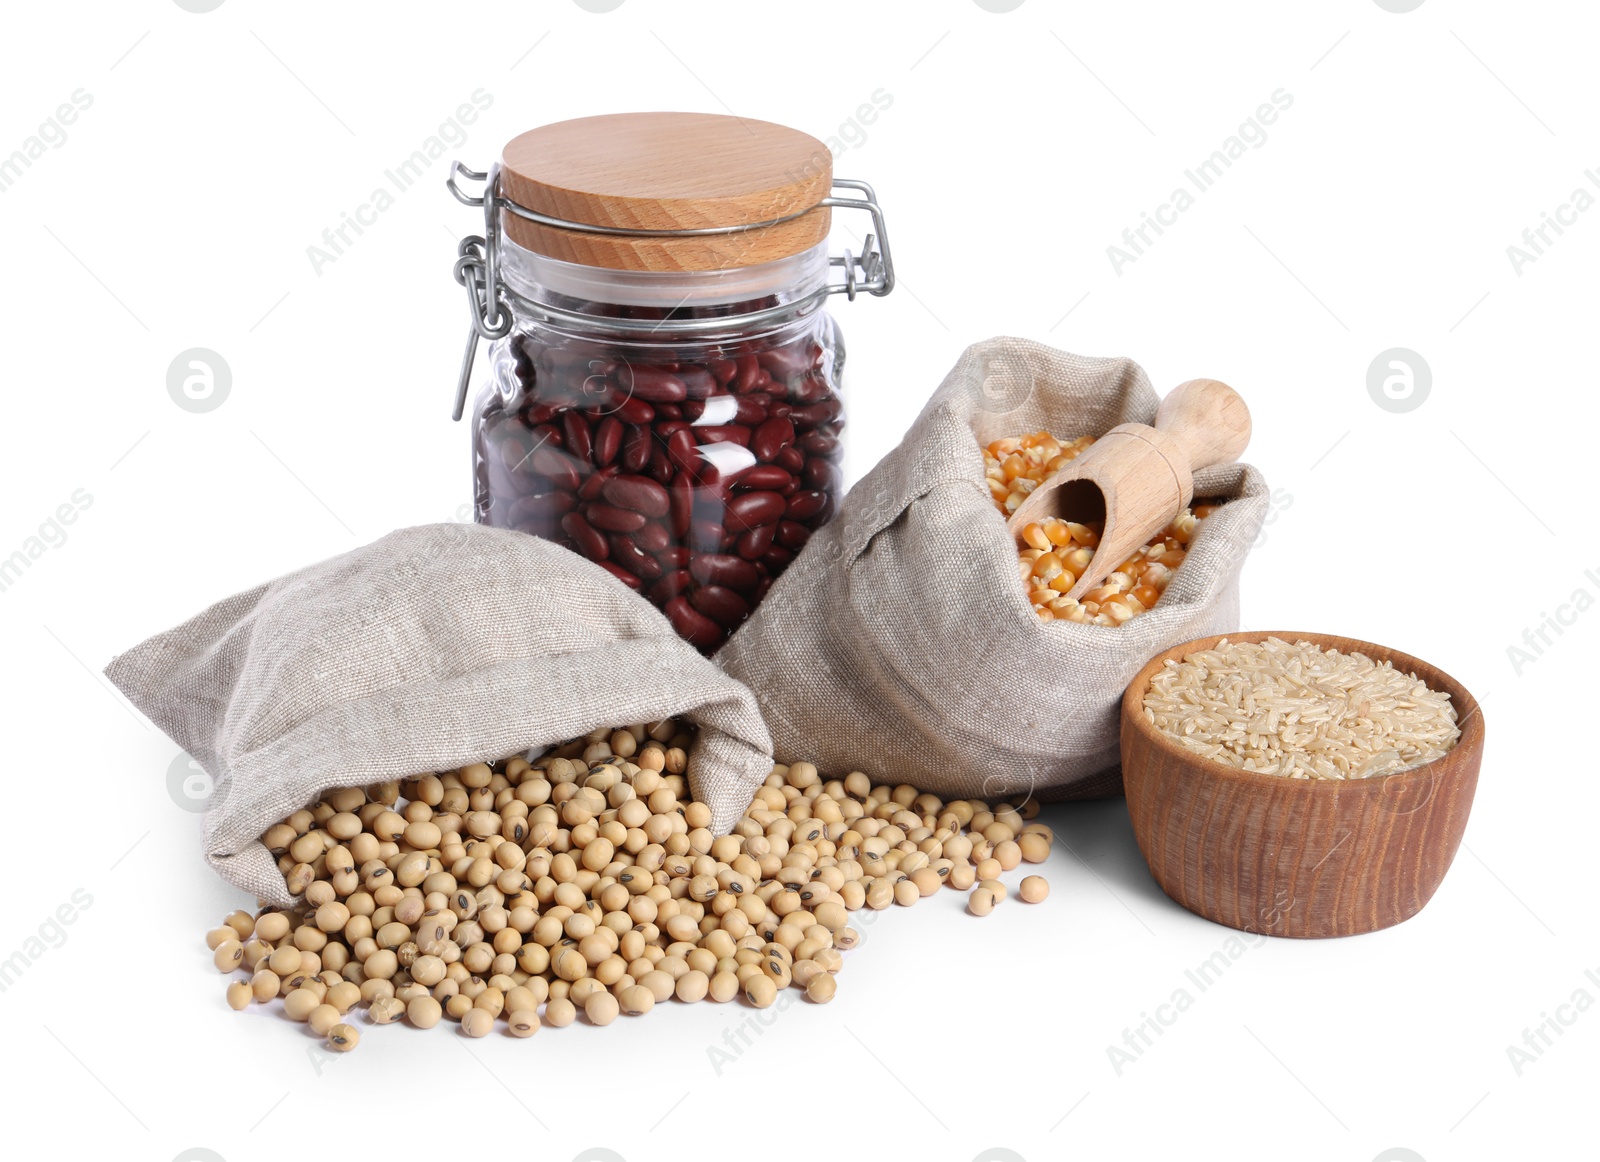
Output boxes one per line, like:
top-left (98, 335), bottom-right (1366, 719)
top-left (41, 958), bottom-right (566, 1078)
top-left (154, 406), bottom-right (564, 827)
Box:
top-left (475, 324), bottom-right (843, 651)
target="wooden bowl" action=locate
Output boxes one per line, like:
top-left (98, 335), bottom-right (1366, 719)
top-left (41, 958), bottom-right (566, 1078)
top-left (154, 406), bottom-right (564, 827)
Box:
top-left (1120, 631), bottom-right (1484, 938)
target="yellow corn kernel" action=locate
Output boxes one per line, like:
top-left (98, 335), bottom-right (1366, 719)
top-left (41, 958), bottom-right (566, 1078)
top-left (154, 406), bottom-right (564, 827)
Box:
top-left (1047, 571), bottom-right (1075, 593)
top-left (1102, 600), bottom-right (1135, 624)
top-left (1021, 523), bottom-right (1051, 552)
top-left (1065, 522), bottom-right (1099, 547)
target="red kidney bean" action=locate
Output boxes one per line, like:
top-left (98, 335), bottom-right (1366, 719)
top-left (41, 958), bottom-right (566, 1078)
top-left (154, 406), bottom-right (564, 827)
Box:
top-left (724, 491), bottom-right (786, 533)
top-left (693, 424), bottom-right (751, 447)
top-left (790, 374), bottom-right (830, 404)
top-left (615, 365), bottom-right (688, 403)
top-left (666, 428), bottom-right (700, 475)
top-left (592, 416), bottom-right (623, 467)
top-left (690, 584), bottom-right (750, 629)
top-left (789, 399), bottom-right (843, 426)
top-left (735, 523), bottom-right (775, 560)
top-left (678, 367), bottom-right (717, 399)
top-left (798, 432), bottom-right (839, 457)
top-left (708, 358), bottom-right (737, 386)
top-left (762, 545), bottom-right (794, 571)
top-left (648, 570), bottom-right (692, 604)
top-left (751, 417), bottom-right (794, 463)
top-left (530, 445), bottom-right (583, 492)
top-left (733, 464), bottom-right (793, 491)
top-left (635, 522), bottom-right (671, 553)
top-left (732, 395), bottom-right (770, 425)
top-left (774, 446), bottom-right (805, 473)
top-left (560, 512), bottom-right (609, 560)
top-left (497, 432), bottom-right (533, 476)
top-left (609, 535), bottom-right (663, 581)
top-left (561, 412), bottom-right (593, 462)
top-left (615, 397), bottom-right (656, 426)
top-left (586, 502), bottom-right (648, 533)
top-left (621, 425), bottom-right (652, 473)
top-left (648, 442), bottom-right (674, 485)
top-left (802, 457), bottom-right (837, 491)
top-left (578, 464), bottom-right (619, 501)
top-left (776, 520), bottom-right (812, 550)
top-left (785, 490), bottom-right (827, 521)
top-left (602, 474), bottom-right (671, 518)
top-left (690, 553), bottom-right (760, 591)
top-left (669, 476), bottom-right (694, 537)
top-left (524, 402), bottom-right (560, 425)
top-left (689, 520), bottom-right (725, 554)
top-left (665, 597), bottom-right (724, 650)
top-left (508, 489), bottom-right (579, 534)
top-left (733, 354), bottom-right (762, 394)
top-left (595, 560), bottom-right (643, 590)
top-left (659, 546), bottom-right (691, 569)
top-left (758, 344), bottom-right (814, 381)
top-left (656, 404), bottom-right (684, 421)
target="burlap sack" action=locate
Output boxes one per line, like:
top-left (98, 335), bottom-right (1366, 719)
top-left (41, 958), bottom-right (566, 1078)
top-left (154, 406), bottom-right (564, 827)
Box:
top-left (717, 337), bottom-right (1270, 805)
top-left (105, 523), bottom-right (772, 907)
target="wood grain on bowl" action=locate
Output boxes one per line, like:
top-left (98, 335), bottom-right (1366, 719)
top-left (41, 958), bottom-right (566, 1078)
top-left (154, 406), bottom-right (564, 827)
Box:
top-left (1120, 632), bottom-right (1484, 939)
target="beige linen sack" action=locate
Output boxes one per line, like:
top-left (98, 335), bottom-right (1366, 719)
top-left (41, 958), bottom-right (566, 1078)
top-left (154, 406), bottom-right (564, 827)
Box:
top-left (105, 523), bottom-right (772, 906)
top-left (717, 337), bottom-right (1270, 805)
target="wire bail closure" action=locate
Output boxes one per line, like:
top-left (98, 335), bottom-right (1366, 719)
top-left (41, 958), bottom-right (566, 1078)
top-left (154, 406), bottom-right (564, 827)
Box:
top-left (446, 161), bottom-right (894, 420)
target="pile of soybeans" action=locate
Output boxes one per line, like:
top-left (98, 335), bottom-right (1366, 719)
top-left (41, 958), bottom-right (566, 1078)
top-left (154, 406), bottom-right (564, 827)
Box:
top-left (204, 719), bottom-right (1054, 1050)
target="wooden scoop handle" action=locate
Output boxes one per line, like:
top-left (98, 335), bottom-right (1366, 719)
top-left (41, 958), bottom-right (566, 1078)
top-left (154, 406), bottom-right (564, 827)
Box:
top-left (1152, 378), bottom-right (1251, 473)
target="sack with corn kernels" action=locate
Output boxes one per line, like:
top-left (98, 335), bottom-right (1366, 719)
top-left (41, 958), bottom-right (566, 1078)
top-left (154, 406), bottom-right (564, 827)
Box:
top-left (716, 337), bottom-right (1270, 803)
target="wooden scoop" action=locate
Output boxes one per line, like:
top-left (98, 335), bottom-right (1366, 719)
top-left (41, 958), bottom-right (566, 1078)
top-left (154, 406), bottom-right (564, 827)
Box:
top-left (1007, 378), bottom-right (1251, 602)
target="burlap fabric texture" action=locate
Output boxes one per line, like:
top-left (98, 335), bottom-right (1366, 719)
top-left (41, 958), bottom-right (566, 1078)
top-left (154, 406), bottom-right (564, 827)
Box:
top-left (717, 338), bottom-right (1269, 805)
top-left (106, 523), bottom-right (773, 907)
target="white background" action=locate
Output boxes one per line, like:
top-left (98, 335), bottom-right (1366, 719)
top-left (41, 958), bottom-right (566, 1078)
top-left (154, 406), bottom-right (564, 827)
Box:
top-left (0, 2), bottom-right (1592, 1160)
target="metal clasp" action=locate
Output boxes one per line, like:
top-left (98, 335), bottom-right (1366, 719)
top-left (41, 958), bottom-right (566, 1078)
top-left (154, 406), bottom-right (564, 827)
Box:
top-left (821, 180), bottom-right (895, 301)
top-left (447, 163), bottom-right (512, 421)
top-left (446, 163), bottom-right (894, 420)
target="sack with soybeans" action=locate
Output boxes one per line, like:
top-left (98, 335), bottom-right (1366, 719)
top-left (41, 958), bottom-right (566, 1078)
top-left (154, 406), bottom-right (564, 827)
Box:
top-left (719, 337), bottom-right (1271, 805)
top-left (104, 523), bottom-right (777, 907)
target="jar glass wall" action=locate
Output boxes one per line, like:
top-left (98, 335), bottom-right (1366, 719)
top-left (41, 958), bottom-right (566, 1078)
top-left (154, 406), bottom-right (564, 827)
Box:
top-left (471, 239), bottom-right (846, 650)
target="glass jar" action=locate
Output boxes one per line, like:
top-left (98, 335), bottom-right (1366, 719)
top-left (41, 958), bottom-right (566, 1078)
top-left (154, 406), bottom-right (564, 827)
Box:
top-left (448, 113), bottom-right (893, 651)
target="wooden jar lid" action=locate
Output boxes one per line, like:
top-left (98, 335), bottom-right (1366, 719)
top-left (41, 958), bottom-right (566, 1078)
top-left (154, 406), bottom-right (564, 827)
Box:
top-left (498, 112), bottom-right (833, 273)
